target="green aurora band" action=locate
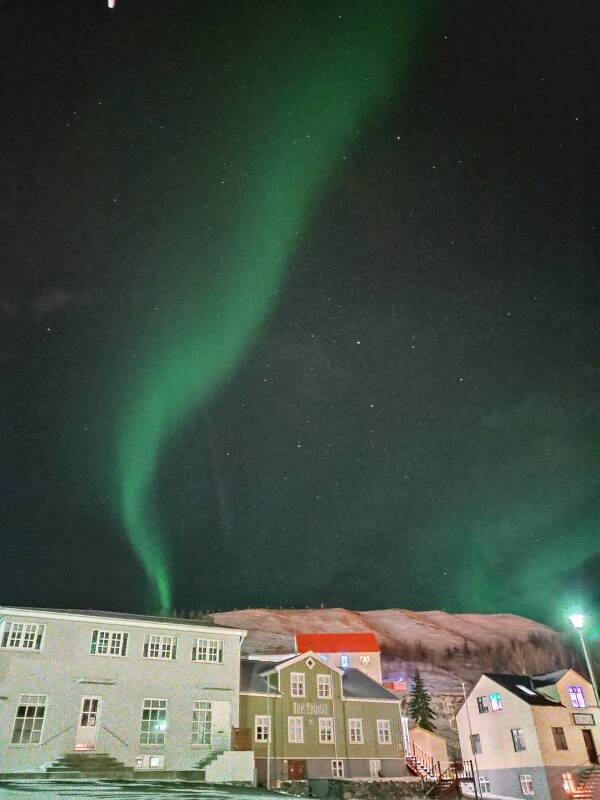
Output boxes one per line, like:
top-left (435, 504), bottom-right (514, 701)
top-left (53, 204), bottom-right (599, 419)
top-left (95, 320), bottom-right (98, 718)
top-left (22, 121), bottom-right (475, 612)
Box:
top-left (116, 3), bottom-right (429, 611)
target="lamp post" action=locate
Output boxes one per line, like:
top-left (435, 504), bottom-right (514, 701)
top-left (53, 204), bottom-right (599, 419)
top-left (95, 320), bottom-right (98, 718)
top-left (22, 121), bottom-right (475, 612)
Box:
top-left (568, 614), bottom-right (600, 708)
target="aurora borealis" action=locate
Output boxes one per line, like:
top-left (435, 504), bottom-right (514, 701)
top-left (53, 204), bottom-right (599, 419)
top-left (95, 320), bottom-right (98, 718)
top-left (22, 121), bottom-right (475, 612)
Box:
top-left (2, 1), bottom-right (599, 629)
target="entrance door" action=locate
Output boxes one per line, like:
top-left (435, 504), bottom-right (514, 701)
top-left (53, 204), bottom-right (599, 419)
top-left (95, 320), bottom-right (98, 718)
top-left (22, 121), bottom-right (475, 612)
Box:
top-left (401, 716), bottom-right (411, 755)
top-left (288, 760), bottom-right (306, 780)
top-left (75, 696), bottom-right (101, 750)
top-left (583, 730), bottom-right (598, 764)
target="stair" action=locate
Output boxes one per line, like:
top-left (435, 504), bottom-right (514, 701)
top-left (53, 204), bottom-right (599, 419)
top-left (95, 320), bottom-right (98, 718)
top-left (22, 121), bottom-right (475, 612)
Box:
top-left (193, 749), bottom-right (226, 780)
top-left (573, 767), bottom-right (600, 800)
top-left (45, 752), bottom-right (134, 780)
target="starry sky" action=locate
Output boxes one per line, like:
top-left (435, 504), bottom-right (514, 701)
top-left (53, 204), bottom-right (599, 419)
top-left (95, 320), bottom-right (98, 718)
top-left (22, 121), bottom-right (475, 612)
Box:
top-left (2, 1), bottom-right (598, 628)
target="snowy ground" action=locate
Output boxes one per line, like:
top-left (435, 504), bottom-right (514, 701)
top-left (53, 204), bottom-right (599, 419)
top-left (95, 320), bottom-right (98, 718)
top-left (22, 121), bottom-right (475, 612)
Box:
top-left (0, 782), bottom-right (273, 800)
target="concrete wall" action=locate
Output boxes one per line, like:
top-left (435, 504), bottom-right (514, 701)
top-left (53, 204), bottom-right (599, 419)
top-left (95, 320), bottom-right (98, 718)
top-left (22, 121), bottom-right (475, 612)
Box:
top-left (473, 766), bottom-right (552, 800)
top-left (205, 751), bottom-right (255, 784)
top-left (0, 609), bottom-right (244, 774)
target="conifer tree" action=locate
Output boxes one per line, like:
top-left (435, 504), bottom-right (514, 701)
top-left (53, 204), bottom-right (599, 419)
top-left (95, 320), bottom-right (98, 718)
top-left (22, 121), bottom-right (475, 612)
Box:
top-left (408, 669), bottom-right (436, 731)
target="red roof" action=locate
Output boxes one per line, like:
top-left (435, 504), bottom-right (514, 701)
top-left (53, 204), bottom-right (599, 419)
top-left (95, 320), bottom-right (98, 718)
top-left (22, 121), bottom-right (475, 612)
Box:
top-left (295, 632), bottom-right (380, 654)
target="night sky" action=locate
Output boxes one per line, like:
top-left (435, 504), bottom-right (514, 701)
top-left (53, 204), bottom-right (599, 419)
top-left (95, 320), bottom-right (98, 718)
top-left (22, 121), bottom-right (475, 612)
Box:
top-left (2, 1), bottom-right (598, 627)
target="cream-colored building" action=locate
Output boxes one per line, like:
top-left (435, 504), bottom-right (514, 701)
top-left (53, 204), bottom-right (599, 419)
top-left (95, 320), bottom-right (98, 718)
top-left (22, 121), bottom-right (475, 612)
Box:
top-left (457, 670), bottom-right (599, 800)
top-left (295, 633), bottom-right (383, 684)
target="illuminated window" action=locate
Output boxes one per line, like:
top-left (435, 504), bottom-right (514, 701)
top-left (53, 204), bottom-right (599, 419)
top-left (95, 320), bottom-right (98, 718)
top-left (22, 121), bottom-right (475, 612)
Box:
top-left (517, 684), bottom-right (536, 696)
top-left (332, 760), bottom-right (344, 778)
top-left (377, 719), bottom-right (392, 744)
top-left (340, 654), bottom-right (349, 668)
top-left (140, 699), bottom-right (167, 745)
top-left (143, 635), bottom-right (177, 660)
top-left (192, 701), bottom-right (211, 745)
top-left (470, 734), bottom-right (482, 754)
top-left (319, 717), bottom-right (335, 743)
top-left (255, 715), bottom-right (270, 742)
top-left (490, 693), bottom-right (502, 711)
top-left (319, 654), bottom-right (328, 662)
top-left (551, 727), bottom-right (568, 750)
top-left (192, 638), bottom-right (224, 663)
top-left (11, 695), bottom-right (47, 744)
top-left (568, 686), bottom-right (586, 708)
top-left (149, 756), bottom-right (161, 768)
top-left (291, 672), bottom-right (305, 697)
top-left (317, 674), bottom-right (332, 698)
top-left (288, 716), bottom-right (304, 743)
top-left (348, 718), bottom-right (364, 744)
top-left (1, 622), bottom-right (45, 651)
top-left (479, 776), bottom-right (491, 794)
top-left (90, 629), bottom-right (128, 657)
top-left (563, 773), bottom-right (577, 794)
top-left (477, 696), bottom-right (490, 713)
top-left (360, 655), bottom-right (371, 665)
top-left (519, 775), bottom-right (534, 795)
top-left (512, 728), bottom-right (527, 752)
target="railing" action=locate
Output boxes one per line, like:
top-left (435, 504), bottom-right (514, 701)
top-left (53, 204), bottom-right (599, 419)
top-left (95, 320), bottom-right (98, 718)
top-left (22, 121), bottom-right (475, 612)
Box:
top-left (41, 726), bottom-right (74, 747)
top-left (407, 741), bottom-right (437, 778)
top-left (101, 725), bottom-right (129, 748)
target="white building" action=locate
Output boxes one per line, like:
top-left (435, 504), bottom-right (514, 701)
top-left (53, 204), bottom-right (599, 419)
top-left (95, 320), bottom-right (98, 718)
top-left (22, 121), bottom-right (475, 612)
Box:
top-left (457, 670), bottom-right (600, 800)
top-left (0, 606), bottom-right (254, 782)
top-left (295, 632), bottom-right (383, 683)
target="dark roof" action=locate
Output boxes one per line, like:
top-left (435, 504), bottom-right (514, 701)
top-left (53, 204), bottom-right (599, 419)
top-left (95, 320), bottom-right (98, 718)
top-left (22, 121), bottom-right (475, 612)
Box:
top-left (342, 669), bottom-right (400, 701)
top-left (483, 673), bottom-right (561, 706)
top-left (240, 660), bottom-right (281, 694)
top-left (0, 607), bottom-right (242, 631)
top-left (532, 669), bottom-right (569, 687)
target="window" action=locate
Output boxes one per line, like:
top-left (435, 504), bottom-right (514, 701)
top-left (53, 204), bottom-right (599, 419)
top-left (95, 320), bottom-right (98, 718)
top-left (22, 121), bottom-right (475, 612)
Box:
top-left (143, 635), bottom-right (177, 660)
top-left (519, 775), bottom-right (534, 795)
top-left (192, 701), bottom-right (211, 745)
top-left (377, 719), bottom-right (392, 744)
top-left (348, 718), bottom-right (364, 744)
top-left (551, 727), bottom-right (568, 750)
top-left (470, 733), bottom-right (482, 754)
top-left (140, 699), bottom-right (167, 745)
top-left (192, 638), bottom-right (224, 663)
top-left (516, 684), bottom-right (537, 697)
top-left (1, 622), bottom-right (45, 651)
top-left (370, 759), bottom-right (382, 778)
top-left (332, 760), bottom-right (344, 778)
top-left (319, 654), bottom-right (328, 662)
top-left (11, 695), bottom-right (47, 744)
top-left (512, 728), bottom-right (527, 752)
top-left (490, 693), bottom-right (503, 711)
top-left (479, 776), bottom-right (491, 794)
top-left (255, 715), bottom-right (270, 742)
top-left (477, 696), bottom-right (490, 713)
top-left (317, 674), bottom-right (332, 698)
top-left (563, 773), bottom-right (577, 794)
top-left (360, 655), bottom-right (371, 665)
top-left (90, 629), bottom-right (128, 657)
top-left (340, 654), bottom-right (349, 668)
top-left (149, 755), bottom-right (161, 768)
top-left (568, 686), bottom-right (586, 708)
top-left (319, 717), bottom-right (335, 743)
top-left (291, 672), bottom-right (305, 697)
top-left (288, 716), bottom-right (304, 743)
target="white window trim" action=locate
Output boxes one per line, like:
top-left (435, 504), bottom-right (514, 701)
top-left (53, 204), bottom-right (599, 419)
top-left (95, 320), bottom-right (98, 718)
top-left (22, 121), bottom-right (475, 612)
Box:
top-left (479, 776), bottom-right (491, 794)
top-left (288, 715), bottom-right (304, 743)
top-left (191, 700), bottom-right (212, 747)
top-left (332, 759), bottom-right (344, 778)
top-left (143, 634), bottom-right (177, 660)
top-left (1, 621), bottom-right (45, 652)
top-left (90, 629), bottom-right (128, 657)
top-left (255, 714), bottom-right (271, 742)
top-left (319, 717), bottom-right (335, 743)
top-left (10, 694), bottom-right (48, 745)
top-left (370, 759), bottom-right (382, 778)
top-left (291, 672), bottom-right (306, 698)
top-left (140, 698), bottom-right (168, 745)
top-left (192, 637), bottom-right (224, 664)
top-left (348, 718), bottom-right (364, 744)
top-left (519, 774), bottom-right (534, 796)
top-left (376, 719), bottom-right (392, 744)
top-left (317, 674), bottom-right (332, 698)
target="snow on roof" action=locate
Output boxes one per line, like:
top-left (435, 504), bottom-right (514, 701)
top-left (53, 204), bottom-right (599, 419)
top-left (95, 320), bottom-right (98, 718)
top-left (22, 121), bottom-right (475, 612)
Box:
top-left (295, 632), bottom-right (379, 653)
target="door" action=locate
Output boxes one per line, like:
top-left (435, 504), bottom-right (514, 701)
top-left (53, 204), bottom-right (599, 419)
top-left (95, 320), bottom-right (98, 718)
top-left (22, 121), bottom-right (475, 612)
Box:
top-left (583, 730), bottom-right (598, 764)
top-left (370, 759), bottom-right (382, 777)
top-left (288, 760), bottom-right (306, 780)
top-left (75, 696), bottom-right (101, 750)
top-left (211, 700), bottom-right (231, 751)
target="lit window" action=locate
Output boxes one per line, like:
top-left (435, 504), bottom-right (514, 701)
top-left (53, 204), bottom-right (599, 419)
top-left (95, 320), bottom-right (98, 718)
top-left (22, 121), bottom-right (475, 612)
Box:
top-left (90, 629), bottom-right (128, 657)
top-left (519, 774), bottom-right (534, 795)
top-left (479, 776), bottom-right (491, 794)
top-left (291, 672), bottom-right (305, 697)
top-left (477, 696), bottom-right (490, 713)
top-left (255, 715), bottom-right (270, 742)
top-left (377, 719), bottom-right (392, 744)
top-left (1, 622), bottom-right (45, 651)
top-left (140, 699), bottom-right (167, 745)
top-left (317, 674), bottom-right (332, 698)
top-left (516, 684), bottom-right (537, 696)
top-left (192, 701), bottom-right (211, 745)
top-left (192, 638), bottom-right (224, 663)
top-left (348, 718), bottom-right (364, 744)
top-left (340, 654), bottom-right (349, 668)
top-left (360, 655), bottom-right (371, 665)
top-left (149, 756), bottom-right (161, 768)
top-left (11, 695), bottom-right (47, 744)
top-left (490, 693), bottom-right (502, 711)
top-left (143, 635), bottom-right (177, 660)
top-left (551, 727), bottom-right (568, 751)
top-left (319, 654), bottom-right (328, 662)
top-left (470, 734), bottom-right (482, 754)
top-left (319, 717), bottom-right (335, 743)
top-left (512, 728), bottom-right (527, 752)
top-left (563, 773), bottom-right (577, 794)
top-left (332, 760), bottom-right (344, 778)
top-left (288, 716), bottom-right (304, 743)
top-left (568, 686), bottom-right (586, 708)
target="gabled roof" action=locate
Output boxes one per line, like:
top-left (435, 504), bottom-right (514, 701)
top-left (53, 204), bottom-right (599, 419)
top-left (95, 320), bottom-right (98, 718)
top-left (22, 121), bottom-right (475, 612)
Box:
top-left (483, 673), bottom-right (562, 706)
top-left (532, 669), bottom-right (569, 687)
top-left (240, 660), bottom-right (282, 695)
top-left (296, 632), bottom-right (379, 653)
top-left (262, 650), bottom-right (343, 676)
top-left (342, 669), bottom-right (399, 701)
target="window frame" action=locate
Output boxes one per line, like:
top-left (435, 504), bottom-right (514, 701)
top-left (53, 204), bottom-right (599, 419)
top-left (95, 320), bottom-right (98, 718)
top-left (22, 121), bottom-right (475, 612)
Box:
top-left (319, 717), bottom-right (335, 743)
top-left (1, 622), bottom-right (45, 652)
top-left (332, 759), bottom-right (344, 778)
top-left (317, 674), bottom-right (332, 698)
top-left (568, 686), bottom-right (586, 709)
top-left (348, 718), bottom-right (364, 744)
top-left (519, 774), bottom-right (534, 796)
top-left (255, 714), bottom-right (271, 742)
top-left (477, 696), bottom-right (490, 713)
top-left (192, 637), bottom-right (224, 664)
top-left (551, 726), bottom-right (568, 751)
top-left (511, 728), bottom-right (527, 752)
top-left (143, 634), bottom-right (177, 660)
top-left (470, 733), bottom-right (482, 754)
top-left (191, 700), bottom-right (212, 746)
top-left (288, 715), bottom-right (304, 744)
top-left (479, 776), bottom-right (491, 794)
top-left (139, 698), bottom-right (168, 745)
top-left (10, 694), bottom-right (47, 745)
top-left (90, 629), bottom-right (128, 657)
top-left (340, 654), bottom-right (349, 668)
top-left (290, 672), bottom-right (306, 698)
top-left (376, 719), bottom-right (392, 744)
top-left (489, 693), bottom-right (503, 712)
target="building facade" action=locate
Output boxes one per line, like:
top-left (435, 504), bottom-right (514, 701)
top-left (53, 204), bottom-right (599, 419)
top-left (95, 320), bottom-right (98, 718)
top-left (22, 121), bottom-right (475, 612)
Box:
top-left (239, 650), bottom-right (406, 785)
top-left (295, 632), bottom-right (383, 683)
top-left (457, 670), bottom-right (600, 800)
top-left (0, 606), bottom-right (252, 781)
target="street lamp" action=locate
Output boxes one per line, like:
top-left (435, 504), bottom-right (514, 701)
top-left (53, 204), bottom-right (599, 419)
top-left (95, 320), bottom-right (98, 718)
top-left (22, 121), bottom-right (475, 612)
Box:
top-left (568, 614), bottom-right (600, 708)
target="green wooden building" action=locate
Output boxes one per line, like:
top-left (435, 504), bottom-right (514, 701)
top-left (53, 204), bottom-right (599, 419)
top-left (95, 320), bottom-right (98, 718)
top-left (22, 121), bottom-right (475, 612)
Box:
top-left (239, 650), bottom-right (407, 785)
